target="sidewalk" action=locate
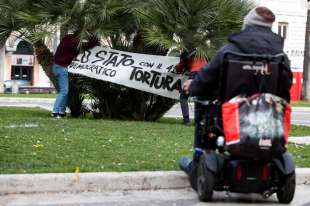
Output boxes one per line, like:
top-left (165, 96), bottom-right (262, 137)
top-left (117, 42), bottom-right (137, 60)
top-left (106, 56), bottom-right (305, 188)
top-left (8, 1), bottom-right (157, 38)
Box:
top-left (1, 97), bottom-right (310, 111)
top-left (0, 97), bottom-right (54, 111)
top-left (289, 136), bottom-right (310, 145)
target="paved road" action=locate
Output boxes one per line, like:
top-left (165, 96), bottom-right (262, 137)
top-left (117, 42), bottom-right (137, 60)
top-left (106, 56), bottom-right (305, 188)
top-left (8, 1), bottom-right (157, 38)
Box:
top-left (0, 98), bottom-right (54, 111)
top-left (290, 108), bottom-right (310, 126)
top-left (2, 185), bottom-right (310, 206)
top-left (166, 103), bottom-right (310, 126)
top-left (0, 98), bottom-right (309, 126)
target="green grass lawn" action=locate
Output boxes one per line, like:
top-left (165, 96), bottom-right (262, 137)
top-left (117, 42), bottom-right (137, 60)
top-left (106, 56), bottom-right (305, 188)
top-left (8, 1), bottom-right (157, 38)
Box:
top-left (0, 107), bottom-right (193, 174)
top-left (290, 125), bottom-right (310, 137)
top-left (0, 107), bottom-right (310, 174)
top-left (0, 93), bottom-right (56, 98)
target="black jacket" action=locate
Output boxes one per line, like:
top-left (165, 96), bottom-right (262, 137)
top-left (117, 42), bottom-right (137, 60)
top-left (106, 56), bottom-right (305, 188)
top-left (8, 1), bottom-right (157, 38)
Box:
top-left (189, 25), bottom-right (293, 102)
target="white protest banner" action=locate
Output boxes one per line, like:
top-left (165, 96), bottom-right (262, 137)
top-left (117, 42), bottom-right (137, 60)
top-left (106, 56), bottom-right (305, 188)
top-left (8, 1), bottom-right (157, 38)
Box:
top-left (68, 46), bottom-right (186, 100)
top-left (68, 46), bottom-right (183, 99)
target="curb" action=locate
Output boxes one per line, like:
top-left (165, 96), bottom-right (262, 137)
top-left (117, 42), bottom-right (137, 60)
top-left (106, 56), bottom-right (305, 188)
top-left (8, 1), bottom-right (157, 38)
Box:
top-left (0, 169), bottom-right (309, 195)
top-left (0, 171), bottom-right (189, 195)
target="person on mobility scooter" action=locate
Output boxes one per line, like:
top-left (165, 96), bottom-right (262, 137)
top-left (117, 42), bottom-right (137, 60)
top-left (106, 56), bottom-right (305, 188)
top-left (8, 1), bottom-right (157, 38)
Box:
top-left (180, 6), bottom-right (295, 203)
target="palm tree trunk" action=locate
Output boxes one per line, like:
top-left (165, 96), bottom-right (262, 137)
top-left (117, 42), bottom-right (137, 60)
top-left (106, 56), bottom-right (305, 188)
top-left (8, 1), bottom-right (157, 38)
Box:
top-left (0, 40), bottom-right (6, 93)
top-left (33, 40), bottom-right (58, 91)
top-left (303, 4), bottom-right (310, 100)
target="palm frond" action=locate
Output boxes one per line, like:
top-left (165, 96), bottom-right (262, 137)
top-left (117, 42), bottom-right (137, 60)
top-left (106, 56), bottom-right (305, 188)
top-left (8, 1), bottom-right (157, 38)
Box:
top-left (139, 0), bottom-right (253, 58)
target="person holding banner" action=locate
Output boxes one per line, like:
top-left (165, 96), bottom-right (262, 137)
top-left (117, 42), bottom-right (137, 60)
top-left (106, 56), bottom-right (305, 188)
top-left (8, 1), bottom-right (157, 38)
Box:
top-left (51, 32), bottom-right (99, 118)
top-left (175, 50), bottom-right (208, 139)
top-left (179, 6), bottom-right (292, 190)
top-left (175, 51), bottom-right (191, 125)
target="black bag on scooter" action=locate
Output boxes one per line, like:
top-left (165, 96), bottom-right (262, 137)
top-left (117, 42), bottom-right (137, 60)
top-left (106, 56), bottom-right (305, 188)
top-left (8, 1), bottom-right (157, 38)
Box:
top-left (222, 93), bottom-right (291, 160)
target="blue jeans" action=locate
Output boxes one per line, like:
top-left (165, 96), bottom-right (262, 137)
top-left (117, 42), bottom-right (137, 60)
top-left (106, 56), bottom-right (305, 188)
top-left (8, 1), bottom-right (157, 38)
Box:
top-left (52, 64), bottom-right (68, 114)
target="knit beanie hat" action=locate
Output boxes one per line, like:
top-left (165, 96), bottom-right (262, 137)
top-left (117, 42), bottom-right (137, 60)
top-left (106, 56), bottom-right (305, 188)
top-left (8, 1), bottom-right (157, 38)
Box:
top-left (243, 6), bottom-right (275, 28)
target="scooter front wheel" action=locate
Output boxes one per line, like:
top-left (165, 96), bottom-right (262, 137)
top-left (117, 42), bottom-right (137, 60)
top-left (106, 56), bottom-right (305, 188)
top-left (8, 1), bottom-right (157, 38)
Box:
top-left (197, 154), bottom-right (215, 202)
top-left (276, 171), bottom-right (296, 204)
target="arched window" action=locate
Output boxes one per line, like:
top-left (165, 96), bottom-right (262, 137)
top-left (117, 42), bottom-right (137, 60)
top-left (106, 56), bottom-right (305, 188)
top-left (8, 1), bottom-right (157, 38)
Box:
top-left (13, 41), bottom-right (34, 55)
top-left (11, 40), bottom-right (34, 81)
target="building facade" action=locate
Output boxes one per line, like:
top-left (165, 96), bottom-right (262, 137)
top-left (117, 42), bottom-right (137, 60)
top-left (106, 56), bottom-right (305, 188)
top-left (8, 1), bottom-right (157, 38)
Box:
top-left (0, 34), bottom-right (59, 93)
top-left (5, 37), bottom-right (48, 86)
top-left (256, 0), bottom-right (308, 100)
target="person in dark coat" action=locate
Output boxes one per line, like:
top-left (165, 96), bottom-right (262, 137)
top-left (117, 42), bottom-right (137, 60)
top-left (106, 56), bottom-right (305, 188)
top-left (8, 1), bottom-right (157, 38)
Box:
top-left (179, 6), bottom-right (293, 189)
top-left (175, 50), bottom-right (208, 126)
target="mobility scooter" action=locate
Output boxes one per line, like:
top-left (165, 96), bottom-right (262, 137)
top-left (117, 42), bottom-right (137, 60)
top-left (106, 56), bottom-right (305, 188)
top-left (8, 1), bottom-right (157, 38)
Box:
top-left (193, 52), bottom-right (295, 203)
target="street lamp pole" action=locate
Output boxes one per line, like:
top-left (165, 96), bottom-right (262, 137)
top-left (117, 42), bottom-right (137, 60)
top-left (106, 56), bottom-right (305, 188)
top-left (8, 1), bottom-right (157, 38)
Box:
top-left (303, 2), bottom-right (310, 100)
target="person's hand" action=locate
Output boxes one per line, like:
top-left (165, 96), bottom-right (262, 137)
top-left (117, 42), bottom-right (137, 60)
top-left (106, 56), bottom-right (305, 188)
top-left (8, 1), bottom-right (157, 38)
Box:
top-left (183, 80), bottom-right (192, 95)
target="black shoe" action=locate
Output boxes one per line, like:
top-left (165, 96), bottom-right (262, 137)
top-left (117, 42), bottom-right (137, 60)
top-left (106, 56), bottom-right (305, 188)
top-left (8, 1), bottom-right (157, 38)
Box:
top-left (58, 112), bottom-right (66, 117)
top-left (51, 113), bottom-right (58, 118)
top-left (179, 156), bottom-right (192, 175)
top-left (183, 120), bottom-right (190, 126)
top-left (183, 116), bottom-right (190, 125)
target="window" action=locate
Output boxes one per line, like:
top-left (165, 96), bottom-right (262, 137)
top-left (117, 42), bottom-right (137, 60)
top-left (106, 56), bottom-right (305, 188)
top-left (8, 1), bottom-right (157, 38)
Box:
top-left (17, 58), bottom-right (23, 65)
top-left (278, 22), bottom-right (288, 39)
top-left (11, 66), bottom-right (32, 80)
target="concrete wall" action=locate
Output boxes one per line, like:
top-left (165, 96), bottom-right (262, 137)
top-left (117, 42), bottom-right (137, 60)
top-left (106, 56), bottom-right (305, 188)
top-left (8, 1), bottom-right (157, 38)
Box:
top-left (35, 62), bottom-right (52, 87)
